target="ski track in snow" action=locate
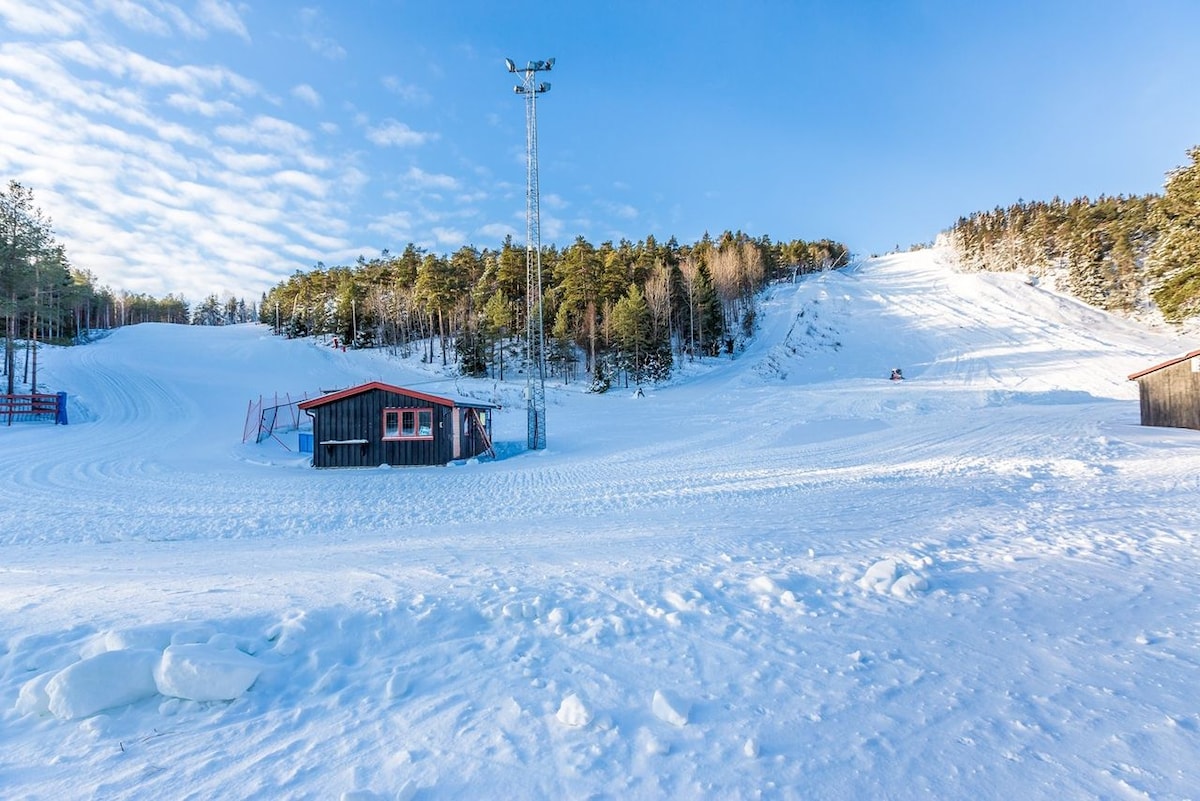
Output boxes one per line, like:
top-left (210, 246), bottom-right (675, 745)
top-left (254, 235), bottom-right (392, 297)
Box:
top-left (2, 249), bottom-right (1199, 799)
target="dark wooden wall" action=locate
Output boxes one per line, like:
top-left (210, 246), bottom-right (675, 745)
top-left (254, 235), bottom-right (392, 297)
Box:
top-left (1137, 358), bottom-right (1200, 430)
top-left (310, 388), bottom-right (452, 467)
top-left (308, 388), bottom-right (493, 467)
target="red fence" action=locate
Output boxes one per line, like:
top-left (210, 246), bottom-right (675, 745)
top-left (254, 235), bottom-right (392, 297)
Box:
top-left (1, 393), bottom-right (68, 425)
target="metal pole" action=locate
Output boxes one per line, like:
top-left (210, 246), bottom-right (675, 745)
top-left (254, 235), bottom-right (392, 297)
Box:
top-left (507, 58), bottom-right (554, 450)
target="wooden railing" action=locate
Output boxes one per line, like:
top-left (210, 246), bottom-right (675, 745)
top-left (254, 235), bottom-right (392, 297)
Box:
top-left (1, 393), bottom-right (68, 425)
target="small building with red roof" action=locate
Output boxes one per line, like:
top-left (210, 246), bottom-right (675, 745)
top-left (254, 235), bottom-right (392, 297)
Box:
top-left (297, 381), bottom-right (497, 467)
top-left (1127, 348), bottom-right (1200, 431)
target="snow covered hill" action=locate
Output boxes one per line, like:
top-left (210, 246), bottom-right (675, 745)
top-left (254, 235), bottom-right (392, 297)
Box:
top-left (2, 248), bottom-right (1198, 800)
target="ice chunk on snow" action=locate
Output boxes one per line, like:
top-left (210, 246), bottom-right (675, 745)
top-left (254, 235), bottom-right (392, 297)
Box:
top-left (857, 558), bottom-right (928, 597)
top-left (154, 643), bottom-right (261, 702)
top-left (748, 576), bottom-right (781, 595)
top-left (81, 625), bottom-right (176, 659)
top-left (857, 559), bottom-right (899, 593)
top-left (651, 689), bottom-right (689, 727)
top-left (890, 572), bottom-right (930, 597)
top-left (555, 692), bottom-right (593, 727)
top-left (45, 649), bottom-right (160, 720)
top-left (15, 671), bottom-right (54, 716)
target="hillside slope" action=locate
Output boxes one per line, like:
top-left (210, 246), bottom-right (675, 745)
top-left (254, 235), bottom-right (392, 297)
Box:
top-left (2, 249), bottom-right (1197, 800)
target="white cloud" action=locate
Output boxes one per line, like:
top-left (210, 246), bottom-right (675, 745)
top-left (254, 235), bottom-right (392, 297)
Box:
top-left (196, 0), bottom-right (250, 41)
top-left (477, 221), bottom-right (519, 240)
top-left (269, 169), bottom-right (327, 197)
top-left (367, 210), bottom-right (414, 240)
top-left (403, 166), bottom-right (458, 191)
top-left (216, 115), bottom-right (311, 154)
top-left (0, 2), bottom-right (507, 299)
top-left (0, 0), bottom-right (86, 35)
top-left (50, 39), bottom-right (258, 97)
top-left (602, 200), bottom-right (639, 220)
top-left (541, 214), bottom-right (565, 240)
top-left (296, 151), bottom-right (329, 171)
top-left (297, 7), bottom-right (345, 60)
top-left (381, 75), bottom-right (430, 104)
top-left (291, 83), bottom-right (321, 108)
top-left (167, 91), bottom-right (238, 117)
top-left (339, 166), bottom-right (369, 194)
top-left (0, 37), bottom-right (340, 300)
top-left (213, 149), bottom-right (280, 173)
top-left (432, 226), bottom-right (466, 247)
top-left (102, 0), bottom-right (173, 36)
top-left (366, 119), bottom-right (435, 148)
top-left (283, 220), bottom-right (348, 252)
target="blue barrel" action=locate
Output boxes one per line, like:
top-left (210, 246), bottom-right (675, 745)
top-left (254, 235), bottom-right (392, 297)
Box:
top-left (298, 432), bottom-right (314, 453)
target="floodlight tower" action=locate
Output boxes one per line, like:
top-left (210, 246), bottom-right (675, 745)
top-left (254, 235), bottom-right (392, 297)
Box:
top-left (506, 57), bottom-right (554, 450)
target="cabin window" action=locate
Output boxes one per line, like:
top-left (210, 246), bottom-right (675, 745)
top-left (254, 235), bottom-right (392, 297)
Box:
top-left (383, 407), bottom-right (434, 440)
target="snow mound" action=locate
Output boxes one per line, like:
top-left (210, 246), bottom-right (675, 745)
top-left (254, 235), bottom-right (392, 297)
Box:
top-left (154, 642), bottom-right (262, 702)
top-left (16, 631), bottom-right (263, 719)
top-left (42, 649), bottom-right (160, 720)
top-left (555, 692), bottom-right (593, 727)
top-left (651, 689), bottom-right (690, 727)
top-left (857, 558), bottom-right (930, 597)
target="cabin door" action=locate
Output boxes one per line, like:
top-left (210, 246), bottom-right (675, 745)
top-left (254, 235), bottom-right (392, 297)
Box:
top-left (451, 408), bottom-right (462, 459)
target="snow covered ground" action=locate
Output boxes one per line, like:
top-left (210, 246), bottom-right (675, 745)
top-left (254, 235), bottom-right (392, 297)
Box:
top-left (2, 248), bottom-right (1198, 800)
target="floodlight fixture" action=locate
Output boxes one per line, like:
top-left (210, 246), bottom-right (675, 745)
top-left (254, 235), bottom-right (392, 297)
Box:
top-left (505, 58), bottom-right (516, 73)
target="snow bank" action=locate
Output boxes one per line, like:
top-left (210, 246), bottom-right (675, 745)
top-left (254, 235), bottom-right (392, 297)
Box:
top-left (16, 632), bottom-right (263, 720)
top-left (42, 649), bottom-right (160, 720)
top-left (154, 642), bottom-right (262, 702)
top-left (857, 558), bottom-right (930, 598)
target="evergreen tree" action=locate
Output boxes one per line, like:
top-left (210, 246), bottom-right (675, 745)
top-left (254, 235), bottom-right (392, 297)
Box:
top-left (483, 288), bottom-right (512, 380)
top-left (588, 353), bottom-right (611, 394)
top-left (1, 182), bottom-right (50, 393)
top-left (553, 236), bottom-right (603, 373)
top-left (694, 262), bottom-right (724, 356)
top-left (1150, 146), bottom-right (1200, 321)
top-left (610, 283), bottom-right (653, 386)
top-left (191, 294), bottom-right (223, 325)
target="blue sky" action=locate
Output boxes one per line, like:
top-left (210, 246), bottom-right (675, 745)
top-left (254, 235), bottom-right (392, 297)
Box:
top-left (2, 1), bottom-right (1198, 303)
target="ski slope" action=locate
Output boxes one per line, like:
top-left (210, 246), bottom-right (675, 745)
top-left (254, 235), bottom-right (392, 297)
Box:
top-left (2, 248), bottom-right (1198, 800)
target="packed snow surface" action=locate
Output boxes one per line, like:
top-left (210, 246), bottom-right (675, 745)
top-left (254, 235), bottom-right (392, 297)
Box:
top-left (2, 249), bottom-right (1198, 799)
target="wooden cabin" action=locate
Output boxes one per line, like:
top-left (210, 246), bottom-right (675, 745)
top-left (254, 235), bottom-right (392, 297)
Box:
top-left (1127, 348), bottom-right (1200, 431)
top-left (297, 381), bottom-right (497, 468)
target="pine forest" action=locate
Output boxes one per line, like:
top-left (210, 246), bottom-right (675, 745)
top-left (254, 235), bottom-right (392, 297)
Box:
top-left (3, 144), bottom-right (1199, 394)
top-left (947, 145), bottom-right (1200, 322)
top-left (257, 233), bottom-right (848, 389)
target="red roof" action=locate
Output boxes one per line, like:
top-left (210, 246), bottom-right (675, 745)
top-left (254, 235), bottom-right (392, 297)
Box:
top-left (296, 381), bottom-right (494, 410)
top-left (1127, 348), bottom-right (1200, 381)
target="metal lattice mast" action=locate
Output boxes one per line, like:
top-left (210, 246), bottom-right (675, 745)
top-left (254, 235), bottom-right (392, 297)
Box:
top-left (506, 57), bottom-right (554, 450)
